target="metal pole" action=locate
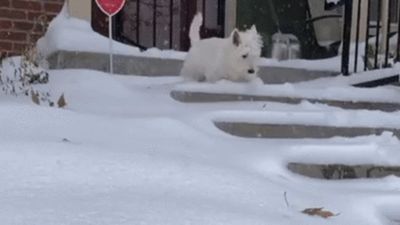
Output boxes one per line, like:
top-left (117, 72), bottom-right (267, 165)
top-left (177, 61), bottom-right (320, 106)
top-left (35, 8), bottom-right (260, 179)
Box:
top-left (354, 0), bottom-right (362, 73)
top-left (217, 0), bottom-right (225, 36)
top-left (170, 0), bottom-right (173, 49)
top-left (384, 0), bottom-right (392, 67)
top-left (136, 0), bottom-right (140, 44)
top-left (397, 0), bottom-right (400, 62)
top-left (202, 0), bottom-right (206, 27)
top-left (342, 0), bottom-right (353, 76)
top-left (374, 0), bottom-right (382, 69)
top-left (153, 0), bottom-right (157, 47)
top-left (364, 0), bottom-right (371, 70)
top-left (109, 15), bottom-right (114, 75)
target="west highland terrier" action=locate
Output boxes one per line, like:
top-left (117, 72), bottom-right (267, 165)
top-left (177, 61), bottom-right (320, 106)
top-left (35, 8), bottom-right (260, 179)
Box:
top-left (180, 13), bottom-right (263, 82)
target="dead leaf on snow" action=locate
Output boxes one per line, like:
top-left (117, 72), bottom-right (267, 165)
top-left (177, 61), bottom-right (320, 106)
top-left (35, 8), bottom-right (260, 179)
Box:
top-left (57, 93), bottom-right (67, 108)
top-left (301, 207), bottom-right (338, 219)
top-left (31, 90), bottom-right (40, 105)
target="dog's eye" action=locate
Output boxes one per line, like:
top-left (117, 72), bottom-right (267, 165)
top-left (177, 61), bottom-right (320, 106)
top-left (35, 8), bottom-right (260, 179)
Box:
top-left (242, 54), bottom-right (248, 59)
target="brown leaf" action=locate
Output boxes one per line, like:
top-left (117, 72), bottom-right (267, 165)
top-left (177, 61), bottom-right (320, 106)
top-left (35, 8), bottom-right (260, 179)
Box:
top-left (31, 90), bottom-right (40, 105)
top-left (57, 93), bottom-right (67, 108)
top-left (301, 207), bottom-right (337, 219)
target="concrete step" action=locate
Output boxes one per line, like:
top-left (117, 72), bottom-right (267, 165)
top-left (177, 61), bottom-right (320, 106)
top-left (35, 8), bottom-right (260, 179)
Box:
top-left (170, 90), bottom-right (400, 112)
top-left (215, 122), bottom-right (400, 139)
top-left (287, 163), bottom-right (400, 179)
top-left (48, 51), bottom-right (183, 76)
top-left (48, 50), bottom-right (337, 83)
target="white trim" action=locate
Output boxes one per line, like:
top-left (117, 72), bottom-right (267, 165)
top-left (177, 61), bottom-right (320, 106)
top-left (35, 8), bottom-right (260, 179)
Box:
top-left (224, 0), bottom-right (236, 37)
top-left (68, 0), bottom-right (92, 21)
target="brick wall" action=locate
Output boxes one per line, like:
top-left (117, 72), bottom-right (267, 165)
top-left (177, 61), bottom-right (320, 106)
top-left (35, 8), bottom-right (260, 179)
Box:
top-left (0, 0), bottom-right (65, 58)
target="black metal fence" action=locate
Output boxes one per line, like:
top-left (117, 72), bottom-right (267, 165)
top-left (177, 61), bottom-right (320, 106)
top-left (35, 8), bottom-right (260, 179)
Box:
top-left (341, 0), bottom-right (400, 83)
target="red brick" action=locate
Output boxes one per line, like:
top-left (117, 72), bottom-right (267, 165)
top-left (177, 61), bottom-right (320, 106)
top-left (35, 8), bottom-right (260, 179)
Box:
top-left (12, 0), bottom-right (42, 11)
top-left (0, 41), bottom-right (12, 51)
top-left (0, 20), bottom-right (12, 29)
top-left (13, 21), bottom-right (34, 30)
top-left (43, 0), bottom-right (64, 2)
top-left (6, 51), bottom-right (22, 57)
top-left (27, 11), bottom-right (43, 20)
top-left (0, 9), bottom-right (26, 20)
top-left (13, 42), bottom-right (27, 51)
top-left (44, 2), bottom-right (62, 13)
top-left (0, 0), bottom-right (10, 7)
top-left (0, 52), bottom-right (6, 59)
top-left (32, 23), bottom-right (46, 33)
top-left (45, 13), bottom-right (57, 21)
top-left (0, 31), bottom-right (27, 41)
top-left (27, 33), bottom-right (43, 42)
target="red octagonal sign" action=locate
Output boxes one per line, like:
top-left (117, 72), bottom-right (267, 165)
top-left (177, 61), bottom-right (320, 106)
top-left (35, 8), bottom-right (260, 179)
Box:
top-left (95, 0), bottom-right (126, 16)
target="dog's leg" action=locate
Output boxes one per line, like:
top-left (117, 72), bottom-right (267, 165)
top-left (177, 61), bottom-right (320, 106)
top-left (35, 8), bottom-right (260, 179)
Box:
top-left (205, 67), bottom-right (223, 83)
top-left (243, 73), bottom-right (258, 82)
top-left (204, 58), bottom-right (228, 83)
top-left (180, 64), bottom-right (206, 82)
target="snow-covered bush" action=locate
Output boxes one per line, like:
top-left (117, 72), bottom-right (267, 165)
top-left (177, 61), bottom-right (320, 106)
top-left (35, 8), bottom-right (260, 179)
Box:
top-left (0, 47), bottom-right (54, 106)
top-left (0, 12), bottom-right (66, 107)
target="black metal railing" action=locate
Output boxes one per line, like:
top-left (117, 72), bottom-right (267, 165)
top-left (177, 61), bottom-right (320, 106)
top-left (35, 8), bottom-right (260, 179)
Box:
top-left (341, 0), bottom-right (353, 75)
top-left (342, 0), bottom-right (400, 80)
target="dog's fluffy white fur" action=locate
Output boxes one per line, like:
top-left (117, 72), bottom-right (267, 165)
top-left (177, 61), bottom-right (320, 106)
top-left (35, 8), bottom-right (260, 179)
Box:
top-left (180, 13), bottom-right (263, 82)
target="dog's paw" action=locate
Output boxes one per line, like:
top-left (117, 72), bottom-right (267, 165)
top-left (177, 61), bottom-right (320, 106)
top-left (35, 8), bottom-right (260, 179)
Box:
top-left (197, 75), bottom-right (206, 82)
top-left (248, 76), bottom-right (264, 85)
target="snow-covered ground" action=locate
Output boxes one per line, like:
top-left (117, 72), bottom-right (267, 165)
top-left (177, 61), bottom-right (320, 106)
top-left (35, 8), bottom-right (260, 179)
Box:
top-left (1, 68), bottom-right (400, 225)
top-left (1, 4), bottom-right (399, 225)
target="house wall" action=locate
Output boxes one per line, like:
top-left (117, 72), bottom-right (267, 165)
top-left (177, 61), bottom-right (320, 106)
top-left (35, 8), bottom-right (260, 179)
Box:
top-left (68, 0), bottom-right (91, 21)
top-left (0, 0), bottom-right (64, 57)
top-left (224, 0), bottom-right (236, 36)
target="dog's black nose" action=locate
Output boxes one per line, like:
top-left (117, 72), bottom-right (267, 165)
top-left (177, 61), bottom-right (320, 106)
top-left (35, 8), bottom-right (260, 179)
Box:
top-left (248, 69), bottom-right (255, 74)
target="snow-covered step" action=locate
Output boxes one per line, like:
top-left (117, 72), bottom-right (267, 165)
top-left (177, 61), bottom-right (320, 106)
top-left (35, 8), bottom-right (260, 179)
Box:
top-left (48, 51), bottom-right (183, 76)
top-left (212, 111), bottom-right (400, 139)
top-left (215, 122), bottom-right (400, 139)
top-left (287, 163), bottom-right (400, 179)
top-left (171, 90), bottom-right (400, 112)
top-left (48, 50), bottom-right (337, 83)
top-left (171, 78), bottom-right (400, 112)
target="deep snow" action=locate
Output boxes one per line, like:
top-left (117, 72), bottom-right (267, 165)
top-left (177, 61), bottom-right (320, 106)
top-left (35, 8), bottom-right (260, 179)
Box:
top-left (0, 69), bottom-right (400, 225)
top-left (1, 4), bottom-right (400, 225)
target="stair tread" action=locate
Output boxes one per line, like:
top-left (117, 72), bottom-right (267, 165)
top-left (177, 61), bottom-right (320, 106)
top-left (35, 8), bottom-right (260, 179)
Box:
top-left (288, 162), bottom-right (400, 179)
top-left (171, 90), bottom-right (400, 112)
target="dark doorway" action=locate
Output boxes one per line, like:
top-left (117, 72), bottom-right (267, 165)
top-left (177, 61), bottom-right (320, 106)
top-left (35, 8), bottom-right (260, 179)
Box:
top-left (91, 0), bottom-right (225, 51)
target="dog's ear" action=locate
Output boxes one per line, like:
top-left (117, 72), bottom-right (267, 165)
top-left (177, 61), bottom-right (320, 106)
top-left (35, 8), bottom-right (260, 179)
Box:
top-left (232, 29), bottom-right (241, 47)
top-left (250, 25), bottom-right (258, 33)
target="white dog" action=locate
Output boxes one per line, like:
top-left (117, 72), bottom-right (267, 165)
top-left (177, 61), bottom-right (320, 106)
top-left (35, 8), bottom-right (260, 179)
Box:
top-left (180, 13), bottom-right (263, 82)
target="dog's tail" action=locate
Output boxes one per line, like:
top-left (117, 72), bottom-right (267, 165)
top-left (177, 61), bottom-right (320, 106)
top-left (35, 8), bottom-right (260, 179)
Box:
top-left (189, 13), bottom-right (202, 46)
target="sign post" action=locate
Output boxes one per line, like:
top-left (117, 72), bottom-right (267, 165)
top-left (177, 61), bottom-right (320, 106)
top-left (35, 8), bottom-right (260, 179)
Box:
top-left (95, 0), bottom-right (126, 75)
